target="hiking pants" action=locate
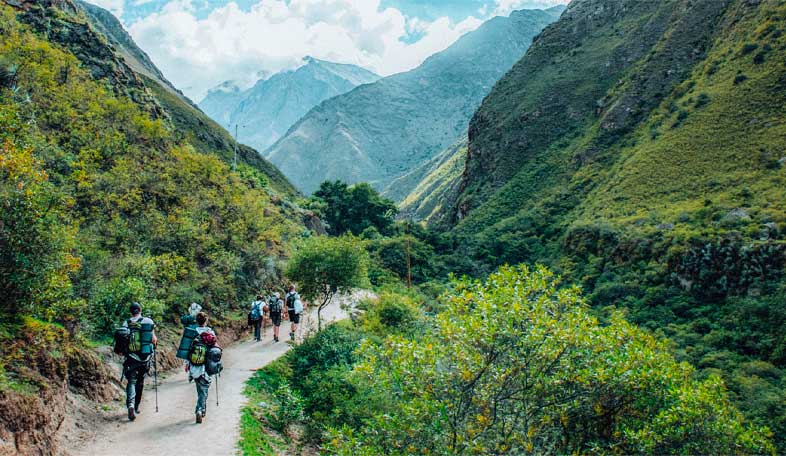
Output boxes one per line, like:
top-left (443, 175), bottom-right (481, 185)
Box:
top-left (195, 376), bottom-right (211, 414)
top-left (124, 360), bottom-right (148, 409)
top-left (253, 318), bottom-right (262, 341)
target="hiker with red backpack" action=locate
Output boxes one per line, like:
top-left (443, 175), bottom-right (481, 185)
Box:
top-left (187, 311), bottom-right (222, 423)
top-left (116, 302), bottom-right (157, 422)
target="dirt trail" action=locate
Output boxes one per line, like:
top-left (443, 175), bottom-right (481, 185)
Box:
top-left (72, 294), bottom-right (365, 456)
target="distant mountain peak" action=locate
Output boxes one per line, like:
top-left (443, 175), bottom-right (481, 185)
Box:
top-left (264, 8), bottom-right (562, 195)
top-left (199, 58), bottom-right (380, 152)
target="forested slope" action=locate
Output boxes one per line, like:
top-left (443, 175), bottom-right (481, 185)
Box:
top-left (0, 1), bottom-right (306, 453)
top-left (435, 0), bottom-right (786, 447)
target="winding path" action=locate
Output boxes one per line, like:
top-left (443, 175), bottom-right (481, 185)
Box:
top-left (72, 296), bottom-right (359, 456)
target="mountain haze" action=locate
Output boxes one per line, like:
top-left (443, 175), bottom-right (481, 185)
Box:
top-left (265, 7), bottom-right (565, 195)
top-left (200, 57), bottom-right (380, 152)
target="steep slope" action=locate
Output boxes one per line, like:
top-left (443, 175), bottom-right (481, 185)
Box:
top-left (200, 57), bottom-right (380, 152)
top-left (0, 2), bottom-right (307, 454)
top-left (398, 139), bottom-right (466, 224)
top-left (442, 0), bottom-right (786, 447)
top-left (33, 0), bottom-right (297, 196)
top-left (265, 7), bottom-right (564, 195)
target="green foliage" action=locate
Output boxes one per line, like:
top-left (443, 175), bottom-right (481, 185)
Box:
top-left (312, 180), bottom-right (397, 236)
top-left (0, 133), bottom-right (79, 319)
top-left (265, 383), bottom-right (304, 434)
top-left (285, 235), bottom-right (368, 328)
top-left (360, 291), bottom-right (422, 337)
top-left (0, 6), bottom-right (300, 335)
top-left (328, 265), bottom-right (773, 455)
top-left (240, 358), bottom-right (292, 454)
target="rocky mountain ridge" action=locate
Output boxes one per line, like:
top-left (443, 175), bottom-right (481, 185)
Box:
top-left (200, 57), bottom-right (380, 152)
top-left (264, 7), bottom-right (565, 195)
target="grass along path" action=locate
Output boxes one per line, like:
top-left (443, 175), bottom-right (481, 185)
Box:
top-left (71, 294), bottom-right (365, 456)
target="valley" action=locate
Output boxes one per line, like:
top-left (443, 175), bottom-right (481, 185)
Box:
top-left (1, 0), bottom-right (785, 454)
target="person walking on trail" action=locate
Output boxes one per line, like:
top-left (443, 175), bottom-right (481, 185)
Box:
top-left (250, 295), bottom-right (265, 342)
top-left (267, 292), bottom-right (284, 342)
top-left (122, 302), bottom-right (157, 422)
top-left (187, 311), bottom-right (218, 424)
top-left (285, 285), bottom-right (303, 341)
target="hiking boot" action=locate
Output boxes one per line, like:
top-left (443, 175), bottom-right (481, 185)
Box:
top-left (128, 406), bottom-right (136, 421)
top-left (289, 332), bottom-right (295, 341)
top-left (196, 411), bottom-right (203, 424)
top-left (135, 407), bottom-right (141, 415)
top-left (273, 336), bottom-right (278, 342)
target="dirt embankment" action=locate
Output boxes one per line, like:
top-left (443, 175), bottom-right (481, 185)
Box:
top-left (0, 315), bottom-right (251, 456)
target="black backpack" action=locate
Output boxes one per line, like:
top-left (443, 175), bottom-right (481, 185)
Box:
top-left (113, 327), bottom-right (130, 356)
top-left (269, 297), bottom-right (283, 314)
top-left (286, 293), bottom-right (296, 310)
top-left (205, 347), bottom-right (223, 376)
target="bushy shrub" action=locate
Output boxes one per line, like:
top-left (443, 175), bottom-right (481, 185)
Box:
top-left (327, 265), bottom-right (774, 455)
top-left (265, 383), bottom-right (304, 434)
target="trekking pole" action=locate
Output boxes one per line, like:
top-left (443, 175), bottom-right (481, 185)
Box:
top-left (215, 373), bottom-right (220, 408)
top-left (153, 348), bottom-right (159, 413)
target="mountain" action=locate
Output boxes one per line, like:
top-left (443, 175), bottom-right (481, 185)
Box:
top-left (199, 57), bottom-right (380, 152)
top-left (398, 139), bottom-right (466, 224)
top-left (432, 0), bottom-right (786, 447)
top-left (0, 1), bottom-right (308, 453)
top-left (265, 7), bottom-right (565, 195)
top-left (65, 0), bottom-right (298, 196)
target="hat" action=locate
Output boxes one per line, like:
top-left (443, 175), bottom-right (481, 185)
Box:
top-left (274, 292), bottom-right (281, 298)
top-left (130, 302), bottom-right (142, 314)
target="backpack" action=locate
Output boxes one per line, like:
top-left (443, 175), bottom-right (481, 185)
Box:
top-left (286, 292), bottom-right (296, 309)
top-left (268, 297), bottom-right (283, 314)
top-left (126, 318), bottom-right (154, 358)
top-left (189, 330), bottom-right (216, 366)
top-left (248, 301), bottom-right (262, 323)
top-left (205, 346), bottom-right (223, 376)
top-left (113, 327), bottom-right (130, 356)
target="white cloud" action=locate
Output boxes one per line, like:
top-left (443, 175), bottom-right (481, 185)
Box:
top-left (128, 0), bottom-right (484, 101)
top-left (494, 0), bottom-right (568, 15)
top-left (89, 0), bottom-right (125, 17)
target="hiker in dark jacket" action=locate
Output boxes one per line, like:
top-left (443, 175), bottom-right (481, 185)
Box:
top-left (122, 302), bottom-right (157, 422)
top-left (267, 292), bottom-right (284, 342)
top-left (285, 285), bottom-right (303, 341)
top-left (188, 311), bottom-right (217, 423)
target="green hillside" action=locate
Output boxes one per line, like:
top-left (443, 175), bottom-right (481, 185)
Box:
top-left (0, 2), bottom-right (305, 451)
top-left (398, 139), bottom-right (466, 225)
top-left (433, 0), bottom-right (786, 448)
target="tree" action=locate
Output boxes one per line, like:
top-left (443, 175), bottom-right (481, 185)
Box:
top-left (313, 180), bottom-right (397, 236)
top-left (0, 137), bottom-right (80, 319)
top-left (286, 236), bottom-right (369, 330)
top-left (327, 265), bottom-right (774, 455)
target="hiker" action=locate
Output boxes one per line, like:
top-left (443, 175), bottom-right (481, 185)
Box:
top-left (249, 295), bottom-right (265, 342)
top-left (187, 311), bottom-right (218, 423)
top-left (285, 285), bottom-right (303, 341)
top-left (122, 302), bottom-right (157, 422)
top-left (267, 292), bottom-right (284, 342)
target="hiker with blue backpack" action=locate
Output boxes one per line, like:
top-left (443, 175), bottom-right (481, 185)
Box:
top-left (187, 311), bottom-right (223, 423)
top-left (115, 302), bottom-right (157, 422)
top-left (249, 295), bottom-right (265, 342)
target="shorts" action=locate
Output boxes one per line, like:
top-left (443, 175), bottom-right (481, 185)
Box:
top-left (270, 312), bottom-right (282, 327)
top-left (288, 310), bottom-right (300, 324)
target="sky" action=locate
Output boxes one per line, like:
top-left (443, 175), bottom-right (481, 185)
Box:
top-left (87, 0), bottom-right (568, 101)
